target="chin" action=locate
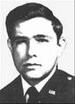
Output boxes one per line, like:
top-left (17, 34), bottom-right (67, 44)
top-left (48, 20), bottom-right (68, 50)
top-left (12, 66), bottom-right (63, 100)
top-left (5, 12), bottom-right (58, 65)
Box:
top-left (25, 73), bottom-right (42, 79)
top-left (26, 71), bottom-right (45, 79)
top-left (22, 71), bottom-right (50, 85)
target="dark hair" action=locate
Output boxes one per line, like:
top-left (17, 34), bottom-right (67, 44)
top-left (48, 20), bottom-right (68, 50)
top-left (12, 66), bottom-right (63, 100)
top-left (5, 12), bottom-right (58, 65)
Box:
top-left (6, 2), bottom-right (63, 42)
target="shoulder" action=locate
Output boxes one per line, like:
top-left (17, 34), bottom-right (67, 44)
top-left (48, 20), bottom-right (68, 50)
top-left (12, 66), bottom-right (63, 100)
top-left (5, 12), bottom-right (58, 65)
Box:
top-left (57, 69), bottom-right (74, 84)
top-left (55, 69), bottom-right (75, 102)
top-left (0, 75), bottom-right (22, 103)
top-left (0, 75), bottom-right (21, 93)
top-left (55, 69), bottom-right (75, 90)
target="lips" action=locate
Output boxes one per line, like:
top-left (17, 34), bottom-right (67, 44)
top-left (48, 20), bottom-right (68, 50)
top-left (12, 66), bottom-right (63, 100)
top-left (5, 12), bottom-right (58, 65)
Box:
top-left (23, 63), bottom-right (41, 67)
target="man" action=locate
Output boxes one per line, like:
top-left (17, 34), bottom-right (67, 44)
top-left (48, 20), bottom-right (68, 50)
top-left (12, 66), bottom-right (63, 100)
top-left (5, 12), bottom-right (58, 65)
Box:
top-left (0, 2), bottom-right (74, 103)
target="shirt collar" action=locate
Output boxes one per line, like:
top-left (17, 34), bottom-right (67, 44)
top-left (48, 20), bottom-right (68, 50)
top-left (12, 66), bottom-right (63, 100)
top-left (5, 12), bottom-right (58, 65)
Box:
top-left (21, 76), bottom-right (31, 95)
top-left (21, 66), bottom-right (56, 95)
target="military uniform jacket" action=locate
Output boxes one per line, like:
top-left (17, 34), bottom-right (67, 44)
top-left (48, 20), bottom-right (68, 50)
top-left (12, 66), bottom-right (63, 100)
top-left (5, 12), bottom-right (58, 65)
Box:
top-left (0, 69), bottom-right (75, 103)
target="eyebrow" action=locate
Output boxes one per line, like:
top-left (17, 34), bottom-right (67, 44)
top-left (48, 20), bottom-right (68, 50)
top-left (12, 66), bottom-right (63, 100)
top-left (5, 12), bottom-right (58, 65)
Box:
top-left (33, 34), bottom-right (48, 38)
top-left (33, 34), bottom-right (53, 39)
top-left (11, 36), bottom-right (29, 43)
top-left (14, 36), bottom-right (29, 39)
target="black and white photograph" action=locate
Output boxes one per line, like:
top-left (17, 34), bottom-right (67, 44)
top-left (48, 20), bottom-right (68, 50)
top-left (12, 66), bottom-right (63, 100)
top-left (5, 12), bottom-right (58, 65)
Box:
top-left (0, 0), bottom-right (75, 103)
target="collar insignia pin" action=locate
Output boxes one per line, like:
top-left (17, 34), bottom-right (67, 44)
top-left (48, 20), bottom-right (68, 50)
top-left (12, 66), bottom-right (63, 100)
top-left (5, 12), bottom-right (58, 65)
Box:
top-left (48, 89), bottom-right (56, 95)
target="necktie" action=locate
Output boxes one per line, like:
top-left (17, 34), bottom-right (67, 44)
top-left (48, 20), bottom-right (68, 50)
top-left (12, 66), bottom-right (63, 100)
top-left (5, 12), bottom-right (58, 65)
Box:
top-left (25, 87), bottom-right (39, 103)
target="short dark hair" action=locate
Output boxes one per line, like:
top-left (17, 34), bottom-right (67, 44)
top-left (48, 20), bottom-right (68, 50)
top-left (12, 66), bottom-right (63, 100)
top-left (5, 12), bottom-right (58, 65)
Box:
top-left (6, 2), bottom-right (63, 42)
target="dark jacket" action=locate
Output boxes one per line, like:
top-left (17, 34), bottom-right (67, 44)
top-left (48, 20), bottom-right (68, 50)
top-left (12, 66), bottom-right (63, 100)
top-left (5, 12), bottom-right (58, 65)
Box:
top-left (0, 69), bottom-right (75, 103)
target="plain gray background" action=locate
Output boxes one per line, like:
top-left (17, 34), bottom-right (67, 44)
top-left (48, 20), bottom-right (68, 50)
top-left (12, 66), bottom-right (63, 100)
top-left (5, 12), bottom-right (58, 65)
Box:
top-left (0, 0), bottom-right (74, 90)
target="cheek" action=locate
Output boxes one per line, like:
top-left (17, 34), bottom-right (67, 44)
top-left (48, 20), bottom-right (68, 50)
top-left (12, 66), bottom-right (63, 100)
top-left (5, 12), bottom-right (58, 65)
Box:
top-left (38, 43), bottom-right (57, 65)
top-left (13, 43), bottom-right (27, 64)
top-left (17, 43), bottom-right (27, 59)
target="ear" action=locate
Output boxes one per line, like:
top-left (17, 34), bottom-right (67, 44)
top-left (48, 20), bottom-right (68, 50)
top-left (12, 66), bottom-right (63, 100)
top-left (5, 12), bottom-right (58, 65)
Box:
top-left (7, 39), bottom-right (13, 52)
top-left (57, 37), bottom-right (66, 57)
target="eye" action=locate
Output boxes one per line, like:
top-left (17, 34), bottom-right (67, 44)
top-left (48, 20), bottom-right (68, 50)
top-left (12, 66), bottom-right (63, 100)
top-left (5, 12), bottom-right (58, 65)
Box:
top-left (33, 35), bottom-right (50, 43)
top-left (36, 38), bottom-right (49, 43)
top-left (11, 37), bottom-right (28, 48)
top-left (15, 40), bottom-right (25, 45)
top-left (12, 40), bottom-right (24, 47)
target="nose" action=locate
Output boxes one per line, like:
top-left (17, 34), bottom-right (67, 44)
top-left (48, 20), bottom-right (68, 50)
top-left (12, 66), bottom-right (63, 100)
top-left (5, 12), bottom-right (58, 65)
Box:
top-left (28, 39), bottom-right (37, 57)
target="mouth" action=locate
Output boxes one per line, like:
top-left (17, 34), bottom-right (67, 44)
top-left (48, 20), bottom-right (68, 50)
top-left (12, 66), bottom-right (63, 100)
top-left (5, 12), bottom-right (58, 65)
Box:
top-left (23, 63), bottom-right (41, 67)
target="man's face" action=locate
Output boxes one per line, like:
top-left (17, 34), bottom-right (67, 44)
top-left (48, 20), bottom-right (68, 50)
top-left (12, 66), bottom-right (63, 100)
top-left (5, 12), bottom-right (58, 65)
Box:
top-left (10, 17), bottom-right (59, 84)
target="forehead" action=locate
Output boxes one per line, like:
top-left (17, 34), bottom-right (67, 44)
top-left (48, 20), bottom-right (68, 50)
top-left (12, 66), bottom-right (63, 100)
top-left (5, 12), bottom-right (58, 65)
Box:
top-left (15, 17), bottom-right (56, 38)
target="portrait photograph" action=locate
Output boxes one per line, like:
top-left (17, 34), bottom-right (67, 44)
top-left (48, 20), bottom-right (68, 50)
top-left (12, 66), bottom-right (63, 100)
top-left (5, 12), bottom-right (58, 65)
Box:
top-left (0, 0), bottom-right (74, 103)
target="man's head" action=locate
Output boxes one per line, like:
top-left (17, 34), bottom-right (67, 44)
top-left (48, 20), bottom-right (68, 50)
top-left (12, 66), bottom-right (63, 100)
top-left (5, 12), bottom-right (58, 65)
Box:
top-left (6, 3), bottom-right (65, 85)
